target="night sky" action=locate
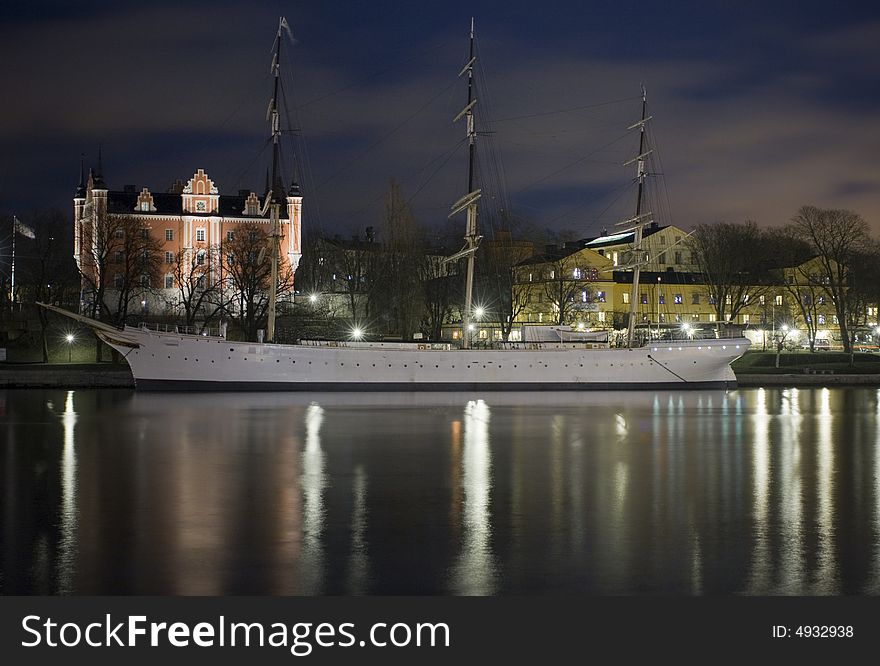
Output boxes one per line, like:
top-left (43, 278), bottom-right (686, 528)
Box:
top-left (1, 0), bottom-right (878, 241)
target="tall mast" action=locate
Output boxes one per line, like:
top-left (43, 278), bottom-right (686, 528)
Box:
top-left (266, 17), bottom-right (286, 343)
top-left (451, 17), bottom-right (481, 349)
top-left (622, 86), bottom-right (652, 347)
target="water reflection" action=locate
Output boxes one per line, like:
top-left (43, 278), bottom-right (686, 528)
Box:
top-left (57, 390), bottom-right (77, 593)
top-left (2, 388), bottom-right (880, 594)
top-left (299, 403), bottom-right (326, 594)
top-left (451, 399), bottom-right (497, 595)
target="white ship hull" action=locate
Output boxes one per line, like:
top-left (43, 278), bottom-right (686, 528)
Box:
top-left (93, 324), bottom-right (747, 391)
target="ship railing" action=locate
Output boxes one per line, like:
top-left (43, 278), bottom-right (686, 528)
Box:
top-left (137, 322), bottom-right (224, 338)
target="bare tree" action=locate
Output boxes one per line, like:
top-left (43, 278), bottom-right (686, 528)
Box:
top-left (223, 223), bottom-right (294, 341)
top-left (168, 245), bottom-right (222, 330)
top-left (539, 254), bottom-right (590, 326)
top-left (108, 216), bottom-right (163, 326)
top-left (765, 228), bottom-right (823, 351)
top-left (370, 180), bottom-right (423, 339)
top-left (18, 209), bottom-right (79, 361)
top-left (790, 206), bottom-right (870, 353)
top-left (688, 221), bottom-right (773, 330)
top-left (77, 213), bottom-right (161, 326)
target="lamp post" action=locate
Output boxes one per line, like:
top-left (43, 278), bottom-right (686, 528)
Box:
top-left (65, 334), bottom-right (75, 363)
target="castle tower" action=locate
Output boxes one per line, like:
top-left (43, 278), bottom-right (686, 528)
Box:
top-left (286, 181), bottom-right (303, 274)
top-left (73, 157), bottom-right (86, 270)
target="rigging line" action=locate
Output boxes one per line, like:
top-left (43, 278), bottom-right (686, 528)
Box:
top-left (545, 180), bottom-right (634, 228)
top-left (294, 40), bottom-right (451, 110)
top-left (407, 138), bottom-right (468, 205)
top-left (313, 76), bottom-right (461, 192)
top-left (513, 131), bottom-right (631, 196)
top-left (649, 124), bottom-right (676, 227)
top-left (229, 138), bottom-right (273, 191)
top-left (491, 96), bottom-right (641, 123)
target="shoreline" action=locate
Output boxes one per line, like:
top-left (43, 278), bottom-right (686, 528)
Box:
top-left (2, 364), bottom-right (880, 389)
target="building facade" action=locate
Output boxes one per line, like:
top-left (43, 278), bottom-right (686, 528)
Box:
top-left (74, 163), bottom-right (302, 319)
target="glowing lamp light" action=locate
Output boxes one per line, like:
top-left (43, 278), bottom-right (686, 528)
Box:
top-left (468, 324), bottom-right (475, 331)
top-left (309, 293), bottom-right (318, 304)
top-left (351, 327), bottom-right (364, 340)
top-left (474, 306), bottom-right (485, 319)
top-left (576, 322), bottom-right (585, 331)
top-left (65, 333), bottom-right (75, 363)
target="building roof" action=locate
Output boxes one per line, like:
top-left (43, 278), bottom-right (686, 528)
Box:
top-left (583, 224), bottom-right (666, 250)
top-left (105, 191), bottom-right (292, 220)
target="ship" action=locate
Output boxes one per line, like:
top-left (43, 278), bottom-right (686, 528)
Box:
top-left (43, 18), bottom-right (749, 391)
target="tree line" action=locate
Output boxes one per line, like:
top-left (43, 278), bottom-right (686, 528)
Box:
top-left (688, 206), bottom-right (880, 353)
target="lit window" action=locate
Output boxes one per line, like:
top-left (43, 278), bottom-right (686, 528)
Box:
top-left (479, 329), bottom-right (488, 340)
top-left (725, 295), bottom-right (732, 305)
top-left (598, 311), bottom-right (606, 322)
top-left (818, 314), bottom-right (826, 325)
top-left (674, 294), bottom-right (682, 304)
top-left (141, 202), bottom-right (150, 212)
top-left (597, 291), bottom-right (605, 303)
top-left (832, 315), bottom-right (839, 324)
top-left (581, 290), bottom-right (588, 303)
top-left (708, 313), bottom-right (717, 322)
top-left (659, 293), bottom-right (665, 305)
top-left (196, 228), bottom-right (206, 242)
top-left (640, 293), bottom-right (647, 304)
top-left (623, 292), bottom-right (630, 304)
top-left (691, 314), bottom-right (699, 321)
top-left (742, 314), bottom-right (750, 323)
top-left (165, 229), bottom-right (173, 241)
top-left (759, 295), bottom-right (765, 305)
top-left (573, 268), bottom-right (581, 279)
top-left (775, 295), bottom-right (783, 306)
top-left (674, 314), bottom-right (682, 323)
top-left (612, 251), bottom-right (618, 266)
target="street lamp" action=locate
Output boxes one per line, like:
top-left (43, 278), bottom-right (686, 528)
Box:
top-left (65, 333), bottom-right (75, 363)
top-left (309, 293), bottom-right (318, 304)
top-left (350, 327), bottom-right (364, 341)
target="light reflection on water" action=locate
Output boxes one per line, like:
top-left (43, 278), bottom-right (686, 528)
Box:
top-left (2, 387), bottom-right (880, 595)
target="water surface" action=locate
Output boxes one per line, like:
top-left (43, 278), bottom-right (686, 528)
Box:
top-left (2, 387), bottom-right (879, 595)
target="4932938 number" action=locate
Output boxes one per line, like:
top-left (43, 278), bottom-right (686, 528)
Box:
top-left (795, 626), bottom-right (853, 638)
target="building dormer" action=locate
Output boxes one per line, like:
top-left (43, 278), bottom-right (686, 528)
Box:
top-left (182, 168), bottom-right (219, 214)
top-left (135, 187), bottom-right (156, 212)
top-left (242, 191), bottom-right (261, 216)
